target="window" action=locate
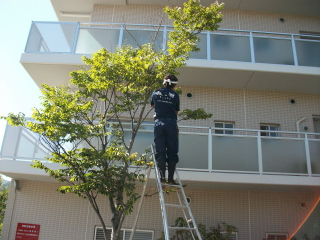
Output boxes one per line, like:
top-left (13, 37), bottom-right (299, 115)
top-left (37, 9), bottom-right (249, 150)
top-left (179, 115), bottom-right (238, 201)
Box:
top-left (260, 124), bottom-right (280, 137)
top-left (265, 233), bottom-right (288, 240)
top-left (299, 31), bottom-right (320, 41)
top-left (94, 227), bottom-right (154, 240)
top-left (313, 116), bottom-right (320, 139)
top-left (214, 122), bottom-right (234, 135)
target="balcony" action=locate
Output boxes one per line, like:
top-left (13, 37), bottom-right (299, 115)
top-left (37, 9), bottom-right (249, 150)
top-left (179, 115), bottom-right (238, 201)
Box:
top-left (1, 123), bottom-right (320, 192)
top-left (20, 22), bottom-right (320, 93)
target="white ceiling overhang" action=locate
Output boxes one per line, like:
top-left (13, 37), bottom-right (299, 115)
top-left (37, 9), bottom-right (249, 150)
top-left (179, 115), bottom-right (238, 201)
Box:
top-left (20, 53), bottom-right (320, 94)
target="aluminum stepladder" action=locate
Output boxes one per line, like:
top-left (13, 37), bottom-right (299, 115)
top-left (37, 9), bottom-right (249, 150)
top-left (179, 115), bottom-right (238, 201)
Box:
top-left (129, 145), bottom-right (202, 240)
top-left (151, 145), bottom-right (202, 240)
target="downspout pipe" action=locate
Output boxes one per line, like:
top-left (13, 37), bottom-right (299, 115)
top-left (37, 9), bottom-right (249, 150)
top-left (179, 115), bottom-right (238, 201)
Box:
top-left (296, 117), bottom-right (306, 138)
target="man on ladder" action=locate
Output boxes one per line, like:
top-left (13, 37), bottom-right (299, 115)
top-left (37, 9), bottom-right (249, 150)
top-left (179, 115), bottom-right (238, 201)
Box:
top-left (150, 74), bottom-right (180, 185)
top-left (147, 76), bottom-right (202, 240)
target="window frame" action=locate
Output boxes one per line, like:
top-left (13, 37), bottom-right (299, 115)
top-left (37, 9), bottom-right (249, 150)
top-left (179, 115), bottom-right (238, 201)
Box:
top-left (313, 115), bottom-right (320, 139)
top-left (214, 121), bottom-right (235, 135)
top-left (299, 31), bottom-right (320, 41)
top-left (260, 124), bottom-right (280, 137)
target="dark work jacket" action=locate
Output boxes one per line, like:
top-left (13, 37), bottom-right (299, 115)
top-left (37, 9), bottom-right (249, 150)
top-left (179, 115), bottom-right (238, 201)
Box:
top-left (150, 87), bottom-right (180, 120)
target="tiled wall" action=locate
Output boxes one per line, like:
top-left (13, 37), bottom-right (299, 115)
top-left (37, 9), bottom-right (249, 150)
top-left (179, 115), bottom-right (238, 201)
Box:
top-left (91, 4), bottom-right (320, 34)
top-left (145, 86), bottom-right (320, 134)
top-left (222, 10), bottom-right (320, 33)
top-left (2, 180), bottom-right (320, 240)
top-left (91, 5), bottom-right (172, 26)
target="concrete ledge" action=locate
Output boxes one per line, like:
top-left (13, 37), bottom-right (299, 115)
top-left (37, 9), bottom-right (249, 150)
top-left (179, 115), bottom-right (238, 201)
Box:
top-left (1, 160), bottom-right (319, 192)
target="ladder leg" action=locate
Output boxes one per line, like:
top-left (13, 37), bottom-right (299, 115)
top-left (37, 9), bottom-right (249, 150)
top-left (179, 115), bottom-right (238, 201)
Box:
top-left (175, 170), bottom-right (202, 240)
top-left (175, 190), bottom-right (196, 240)
top-left (151, 145), bottom-right (171, 240)
top-left (129, 165), bottom-right (152, 240)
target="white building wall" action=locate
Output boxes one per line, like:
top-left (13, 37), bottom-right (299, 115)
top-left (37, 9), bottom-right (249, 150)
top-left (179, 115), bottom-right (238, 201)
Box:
top-left (91, 4), bottom-right (320, 34)
top-left (144, 86), bottom-right (320, 134)
top-left (2, 180), bottom-right (319, 240)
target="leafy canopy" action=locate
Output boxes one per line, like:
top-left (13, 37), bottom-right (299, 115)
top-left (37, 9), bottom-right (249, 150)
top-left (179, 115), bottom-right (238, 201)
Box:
top-left (2, 1), bottom-right (224, 239)
top-left (0, 176), bottom-right (9, 236)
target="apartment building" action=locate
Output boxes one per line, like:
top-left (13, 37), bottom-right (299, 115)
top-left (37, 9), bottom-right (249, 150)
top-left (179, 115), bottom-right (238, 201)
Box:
top-left (1, 0), bottom-right (320, 239)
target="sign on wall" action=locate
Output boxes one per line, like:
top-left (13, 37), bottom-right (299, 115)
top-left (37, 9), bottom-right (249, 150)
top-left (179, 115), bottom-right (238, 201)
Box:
top-left (15, 223), bottom-right (40, 240)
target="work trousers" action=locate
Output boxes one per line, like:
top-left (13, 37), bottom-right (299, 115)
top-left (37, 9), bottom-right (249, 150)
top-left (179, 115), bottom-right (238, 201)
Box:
top-left (154, 118), bottom-right (179, 181)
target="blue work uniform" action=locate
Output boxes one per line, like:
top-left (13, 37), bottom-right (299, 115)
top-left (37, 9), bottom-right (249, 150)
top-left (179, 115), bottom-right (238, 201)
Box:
top-left (150, 87), bottom-right (180, 181)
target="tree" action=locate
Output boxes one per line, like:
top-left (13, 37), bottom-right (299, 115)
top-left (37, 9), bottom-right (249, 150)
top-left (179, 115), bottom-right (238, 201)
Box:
top-left (2, 1), bottom-right (223, 239)
top-left (0, 175), bottom-right (9, 237)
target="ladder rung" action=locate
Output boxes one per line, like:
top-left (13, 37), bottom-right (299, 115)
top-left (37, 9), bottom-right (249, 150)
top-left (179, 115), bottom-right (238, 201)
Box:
top-left (169, 227), bottom-right (197, 230)
top-left (162, 183), bottom-right (182, 188)
top-left (165, 203), bottom-right (187, 208)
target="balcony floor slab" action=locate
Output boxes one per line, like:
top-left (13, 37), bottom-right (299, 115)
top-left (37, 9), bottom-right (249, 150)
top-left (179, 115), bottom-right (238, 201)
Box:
top-left (1, 160), bottom-right (319, 193)
top-left (21, 53), bottom-right (320, 94)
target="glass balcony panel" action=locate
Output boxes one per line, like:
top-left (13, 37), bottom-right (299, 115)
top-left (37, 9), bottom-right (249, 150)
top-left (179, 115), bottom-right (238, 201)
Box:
top-left (0, 125), bottom-right (20, 156)
top-left (3, 123), bottom-right (319, 178)
top-left (179, 134), bottom-right (208, 170)
top-left (124, 131), bottom-right (153, 155)
top-left (124, 131), bottom-right (208, 170)
top-left (75, 28), bottom-right (120, 54)
top-left (1, 125), bottom-right (51, 160)
top-left (25, 22), bottom-right (77, 53)
top-left (103, 131), bottom-right (209, 170)
top-left (295, 40), bottom-right (320, 67)
top-left (122, 30), bottom-right (164, 51)
top-left (16, 134), bottom-right (36, 158)
top-left (34, 147), bottom-right (50, 159)
top-left (24, 22), bottom-right (320, 69)
top-left (262, 138), bottom-right (307, 173)
top-left (211, 136), bottom-right (259, 171)
top-left (210, 34), bottom-right (251, 62)
top-left (77, 137), bottom-right (100, 150)
top-left (253, 37), bottom-right (294, 65)
top-left (309, 140), bottom-right (320, 174)
top-left (190, 33), bottom-right (207, 59)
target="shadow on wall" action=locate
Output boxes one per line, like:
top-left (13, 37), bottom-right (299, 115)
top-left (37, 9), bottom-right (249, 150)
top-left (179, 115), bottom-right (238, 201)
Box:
top-left (291, 199), bottom-right (320, 240)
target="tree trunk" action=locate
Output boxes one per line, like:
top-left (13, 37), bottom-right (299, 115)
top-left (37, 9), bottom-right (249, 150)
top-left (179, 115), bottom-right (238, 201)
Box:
top-left (86, 193), bottom-right (109, 240)
top-left (111, 213), bottom-right (123, 240)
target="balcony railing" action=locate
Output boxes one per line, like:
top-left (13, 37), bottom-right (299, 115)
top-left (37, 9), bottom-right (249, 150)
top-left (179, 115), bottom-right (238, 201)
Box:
top-left (24, 22), bottom-right (320, 67)
top-left (1, 123), bottom-right (320, 177)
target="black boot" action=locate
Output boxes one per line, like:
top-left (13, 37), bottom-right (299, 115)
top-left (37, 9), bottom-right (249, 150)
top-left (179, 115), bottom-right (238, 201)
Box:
top-left (157, 161), bottom-right (166, 183)
top-left (167, 161), bottom-right (177, 185)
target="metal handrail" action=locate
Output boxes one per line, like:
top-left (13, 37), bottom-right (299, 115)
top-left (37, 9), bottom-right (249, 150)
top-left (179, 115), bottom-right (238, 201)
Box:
top-left (20, 118), bottom-right (320, 136)
top-left (27, 21), bottom-right (320, 39)
top-left (1, 123), bottom-right (320, 177)
top-left (24, 21), bottom-right (320, 68)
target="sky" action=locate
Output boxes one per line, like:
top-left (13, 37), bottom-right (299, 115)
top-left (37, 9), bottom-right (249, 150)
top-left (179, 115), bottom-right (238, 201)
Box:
top-left (0, 0), bottom-right (57, 180)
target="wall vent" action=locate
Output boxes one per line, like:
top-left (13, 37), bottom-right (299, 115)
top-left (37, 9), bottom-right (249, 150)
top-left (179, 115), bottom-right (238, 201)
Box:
top-left (266, 233), bottom-right (288, 240)
top-left (94, 226), bottom-right (154, 240)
